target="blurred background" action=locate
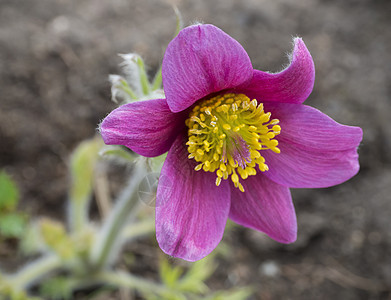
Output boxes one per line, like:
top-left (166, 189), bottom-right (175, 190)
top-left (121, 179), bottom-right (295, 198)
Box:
top-left (0, 0), bottom-right (390, 299)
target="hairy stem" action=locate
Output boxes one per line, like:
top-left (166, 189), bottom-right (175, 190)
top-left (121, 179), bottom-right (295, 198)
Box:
top-left (90, 160), bottom-right (148, 270)
top-left (121, 216), bottom-right (155, 242)
top-left (10, 254), bottom-right (62, 290)
top-left (97, 270), bottom-right (168, 296)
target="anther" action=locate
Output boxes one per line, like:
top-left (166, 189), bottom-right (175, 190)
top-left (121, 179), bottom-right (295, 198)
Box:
top-left (223, 124), bottom-right (231, 130)
top-left (185, 93), bottom-right (281, 192)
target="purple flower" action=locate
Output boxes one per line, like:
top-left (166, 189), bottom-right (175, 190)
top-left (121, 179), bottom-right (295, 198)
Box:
top-left (100, 24), bottom-right (362, 261)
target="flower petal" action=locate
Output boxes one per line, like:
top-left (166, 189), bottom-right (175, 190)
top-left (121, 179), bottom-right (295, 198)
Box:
top-left (156, 133), bottom-right (231, 261)
top-left (265, 103), bottom-right (363, 152)
top-left (262, 137), bottom-right (361, 189)
top-left (100, 99), bottom-right (186, 157)
top-left (238, 38), bottom-right (315, 104)
top-left (260, 103), bottom-right (362, 188)
top-left (229, 174), bottom-right (297, 243)
top-left (163, 24), bottom-right (253, 113)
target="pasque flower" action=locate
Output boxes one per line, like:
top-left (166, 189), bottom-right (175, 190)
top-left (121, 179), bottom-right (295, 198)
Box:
top-left (100, 24), bottom-right (362, 261)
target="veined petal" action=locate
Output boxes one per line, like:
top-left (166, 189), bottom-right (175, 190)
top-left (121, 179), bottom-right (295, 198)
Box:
top-left (163, 24), bottom-right (253, 113)
top-left (100, 99), bottom-right (186, 157)
top-left (238, 38), bottom-right (315, 104)
top-left (156, 133), bottom-right (231, 261)
top-left (261, 102), bottom-right (362, 188)
top-left (265, 103), bottom-right (363, 151)
top-left (262, 142), bottom-right (361, 188)
top-left (229, 174), bottom-right (297, 243)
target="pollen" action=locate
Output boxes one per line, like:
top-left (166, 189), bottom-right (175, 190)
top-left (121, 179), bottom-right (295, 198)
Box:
top-left (185, 93), bottom-right (281, 192)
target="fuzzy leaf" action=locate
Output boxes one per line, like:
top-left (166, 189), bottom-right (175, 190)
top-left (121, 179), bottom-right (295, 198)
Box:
top-left (109, 74), bottom-right (138, 103)
top-left (135, 55), bottom-right (151, 95)
top-left (70, 137), bottom-right (102, 204)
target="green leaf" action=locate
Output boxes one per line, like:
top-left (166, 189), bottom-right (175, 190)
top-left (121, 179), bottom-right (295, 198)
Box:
top-left (159, 258), bottom-right (184, 289)
top-left (19, 221), bottom-right (45, 255)
top-left (148, 152), bottom-right (168, 173)
top-left (135, 55), bottom-right (151, 96)
top-left (39, 219), bottom-right (74, 259)
top-left (109, 75), bottom-right (138, 103)
top-left (151, 65), bottom-right (162, 91)
top-left (177, 256), bottom-right (215, 294)
top-left (173, 5), bottom-right (183, 37)
top-left (205, 288), bottom-right (253, 300)
top-left (70, 137), bottom-right (103, 205)
top-left (99, 145), bottom-right (136, 164)
top-left (0, 170), bottom-right (19, 212)
top-left (0, 213), bottom-right (26, 238)
top-left (39, 277), bottom-right (73, 300)
top-left (151, 7), bottom-right (182, 92)
top-left (119, 78), bottom-right (138, 99)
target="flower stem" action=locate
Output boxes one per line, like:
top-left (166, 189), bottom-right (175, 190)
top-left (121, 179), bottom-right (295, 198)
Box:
top-left (69, 199), bottom-right (89, 234)
top-left (97, 270), bottom-right (168, 296)
top-left (90, 160), bottom-right (148, 270)
top-left (10, 254), bottom-right (62, 290)
top-left (121, 216), bottom-right (155, 241)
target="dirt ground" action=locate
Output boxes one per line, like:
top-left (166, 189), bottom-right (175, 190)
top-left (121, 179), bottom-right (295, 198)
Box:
top-left (1, 0), bottom-right (391, 299)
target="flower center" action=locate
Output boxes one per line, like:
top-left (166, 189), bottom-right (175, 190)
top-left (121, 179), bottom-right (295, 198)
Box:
top-left (185, 93), bottom-right (281, 192)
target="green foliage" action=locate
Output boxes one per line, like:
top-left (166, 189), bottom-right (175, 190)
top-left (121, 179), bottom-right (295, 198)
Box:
top-left (19, 221), bottom-right (46, 255)
top-left (0, 213), bottom-right (26, 238)
top-left (0, 170), bottom-right (27, 239)
top-left (119, 77), bottom-right (138, 100)
top-left (39, 219), bottom-right (74, 260)
top-left (99, 145), bottom-right (136, 164)
top-left (70, 137), bottom-right (102, 205)
top-left (69, 137), bottom-right (103, 233)
top-left (135, 55), bottom-right (151, 96)
top-left (0, 275), bottom-right (42, 300)
top-left (151, 65), bottom-right (163, 91)
top-left (174, 256), bottom-right (215, 294)
top-left (205, 288), bottom-right (253, 300)
top-left (39, 277), bottom-right (73, 300)
top-left (147, 152), bottom-right (168, 173)
top-left (159, 258), bottom-right (184, 289)
top-left (173, 5), bottom-right (184, 38)
top-left (0, 170), bottom-right (19, 211)
top-left (153, 254), bottom-right (252, 300)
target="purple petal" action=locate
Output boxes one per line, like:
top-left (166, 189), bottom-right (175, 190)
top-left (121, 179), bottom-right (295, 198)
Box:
top-left (229, 174), bottom-right (297, 243)
top-left (260, 103), bottom-right (362, 188)
top-left (261, 103), bottom-right (362, 188)
top-left (265, 103), bottom-right (363, 152)
top-left (163, 24), bottom-right (253, 113)
top-left (100, 99), bottom-right (186, 157)
top-left (263, 144), bottom-right (360, 188)
top-left (237, 38), bottom-right (315, 104)
top-left (156, 133), bottom-right (231, 261)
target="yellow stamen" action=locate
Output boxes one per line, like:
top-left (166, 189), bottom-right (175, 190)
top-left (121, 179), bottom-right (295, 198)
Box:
top-left (186, 93), bottom-right (281, 192)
